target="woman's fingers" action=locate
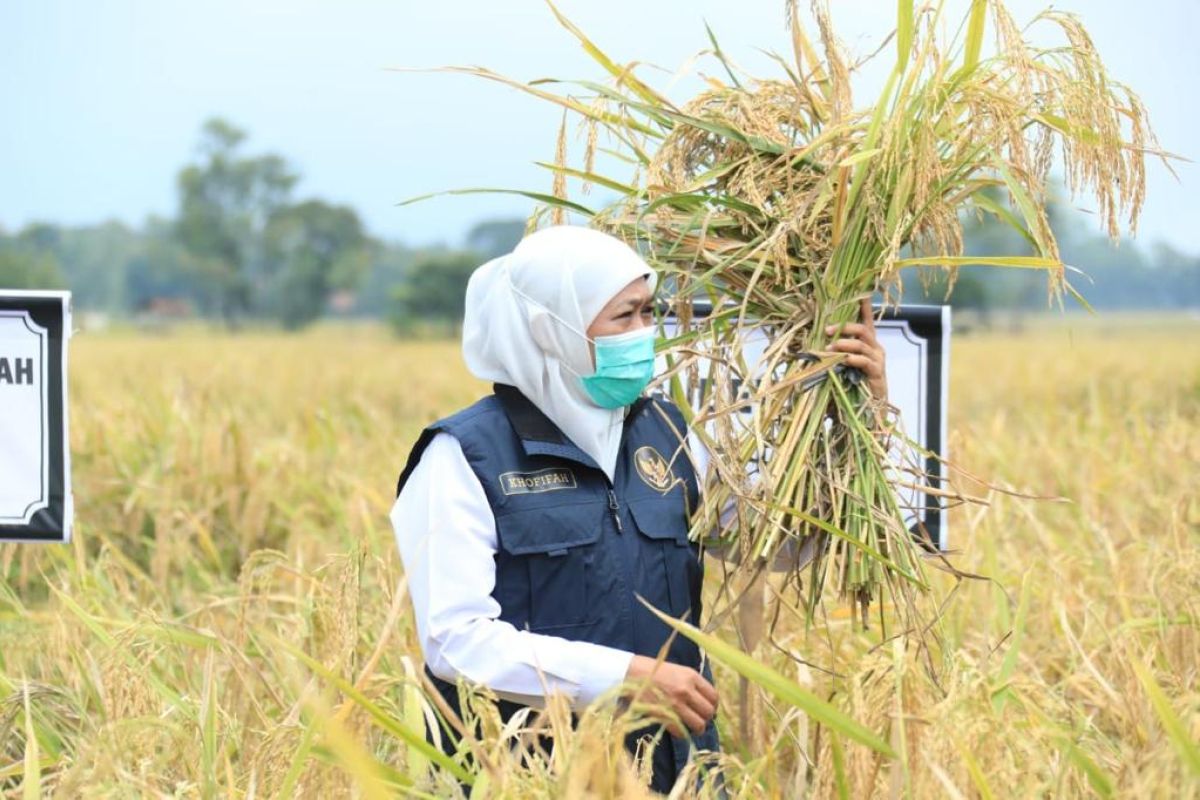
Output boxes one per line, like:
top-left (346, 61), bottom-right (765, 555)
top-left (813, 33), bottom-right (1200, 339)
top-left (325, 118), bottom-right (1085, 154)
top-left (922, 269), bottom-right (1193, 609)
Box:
top-left (831, 338), bottom-right (884, 373)
top-left (841, 353), bottom-right (881, 377)
top-left (683, 686), bottom-right (715, 723)
top-left (859, 297), bottom-right (876, 331)
top-left (678, 704), bottom-right (708, 736)
top-left (827, 321), bottom-right (880, 345)
top-left (684, 703), bottom-right (713, 733)
top-left (836, 337), bottom-right (884, 377)
top-left (694, 673), bottom-right (719, 708)
top-left (830, 337), bottom-right (874, 355)
top-left (675, 673), bottom-right (717, 734)
top-left (828, 321), bottom-right (865, 336)
top-left (829, 298), bottom-right (886, 400)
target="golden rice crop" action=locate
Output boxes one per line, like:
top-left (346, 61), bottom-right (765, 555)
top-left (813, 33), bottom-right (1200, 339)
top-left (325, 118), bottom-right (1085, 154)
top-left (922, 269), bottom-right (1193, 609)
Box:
top-left (0, 316), bottom-right (1196, 797)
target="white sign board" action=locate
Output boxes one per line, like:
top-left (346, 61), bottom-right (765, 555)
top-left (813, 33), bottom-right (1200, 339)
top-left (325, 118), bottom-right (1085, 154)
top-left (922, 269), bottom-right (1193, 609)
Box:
top-left (660, 303), bottom-right (949, 550)
top-left (0, 290), bottom-right (73, 543)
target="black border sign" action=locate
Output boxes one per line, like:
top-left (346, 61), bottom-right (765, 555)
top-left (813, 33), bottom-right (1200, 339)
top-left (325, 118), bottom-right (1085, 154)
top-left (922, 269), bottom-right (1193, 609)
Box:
top-left (874, 304), bottom-right (950, 551)
top-left (660, 301), bottom-right (949, 550)
top-left (0, 290), bottom-right (73, 543)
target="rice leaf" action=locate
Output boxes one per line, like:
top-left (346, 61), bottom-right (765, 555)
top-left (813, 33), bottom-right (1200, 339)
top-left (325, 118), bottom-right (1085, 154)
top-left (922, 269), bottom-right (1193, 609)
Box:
top-left (22, 682), bottom-right (40, 800)
top-left (543, 0), bottom-right (674, 111)
top-left (641, 600), bottom-right (896, 757)
top-left (991, 572), bottom-right (1031, 712)
top-left (991, 157), bottom-right (1052, 255)
top-left (895, 255), bottom-right (1060, 270)
top-left (49, 585), bottom-right (185, 709)
top-left (304, 702), bottom-right (395, 800)
top-left (274, 719), bottom-right (320, 800)
top-left (1060, 738), bottom-right (1115, 798)
top-left (896, 0), bottom-right (915, 72)
top-left (397, 187), bottom-right (596, 218)
top-left (705, 20), bottom-right (744, 90)
top-left (959, 745), bottom-right (995, 800)
top-left (201, 646), bottom-right (217, 800)
top-left (402, 659), bottom-right (431, 783)
top-left (962, 0), bottom-right (987, 74)
top-left (1131, 659), bottom-right (1200, 776)
top-left (269, 634), bottom-right (474, 784)
top-left (837, 148), bottom-right (883, 168)
top-left (830, 732), bottom-right (851, 800)
top-left (534, 162), bottom-right (638, 197)
top-left (1035, 113), bottom-right (1104, 147)
top-left (389, 64), bottom-right (660, 145)
top-left (969, 191), bottom-right (1040, 251)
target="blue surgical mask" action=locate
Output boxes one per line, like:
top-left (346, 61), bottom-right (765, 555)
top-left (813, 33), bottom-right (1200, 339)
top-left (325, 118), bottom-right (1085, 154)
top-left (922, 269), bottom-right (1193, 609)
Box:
top-left (507, 274), bottom-right (658, 408)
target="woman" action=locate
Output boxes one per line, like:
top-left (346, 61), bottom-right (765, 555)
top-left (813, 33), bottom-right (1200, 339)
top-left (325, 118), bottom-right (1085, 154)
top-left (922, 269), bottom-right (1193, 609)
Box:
top-left (390, 225), bottom-right (887, 794)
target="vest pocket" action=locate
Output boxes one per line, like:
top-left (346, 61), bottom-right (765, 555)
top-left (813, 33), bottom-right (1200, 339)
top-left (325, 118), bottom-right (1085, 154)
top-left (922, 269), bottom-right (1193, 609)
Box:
top-left (626, 495), bottom-right (690, 545)
top-left (627, 496), bottom-right (699, 619)
top-left (494, 502), bottom-right (605, 632)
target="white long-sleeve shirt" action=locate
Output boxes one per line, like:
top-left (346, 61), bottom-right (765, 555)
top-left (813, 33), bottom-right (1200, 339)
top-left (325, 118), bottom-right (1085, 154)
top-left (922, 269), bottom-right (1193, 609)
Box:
top-left (390, 427), bottom-right (713, 711)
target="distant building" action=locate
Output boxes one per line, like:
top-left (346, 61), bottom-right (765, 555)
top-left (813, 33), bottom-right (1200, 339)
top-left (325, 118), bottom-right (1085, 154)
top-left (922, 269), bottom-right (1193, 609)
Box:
top-left (133, 296), bottom-right (194, 331)
top-left (327, 289), bottom-right (357, 315)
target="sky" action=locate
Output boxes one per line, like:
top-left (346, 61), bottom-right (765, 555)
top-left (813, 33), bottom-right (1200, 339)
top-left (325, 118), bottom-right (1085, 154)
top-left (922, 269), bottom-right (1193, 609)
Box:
top-left (2, 0), bottom-right (1197, 254)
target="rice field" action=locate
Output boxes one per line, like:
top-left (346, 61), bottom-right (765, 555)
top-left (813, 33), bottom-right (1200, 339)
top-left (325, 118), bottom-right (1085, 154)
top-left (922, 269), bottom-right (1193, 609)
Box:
top-left (1, 314), bottom-right (1197, 798)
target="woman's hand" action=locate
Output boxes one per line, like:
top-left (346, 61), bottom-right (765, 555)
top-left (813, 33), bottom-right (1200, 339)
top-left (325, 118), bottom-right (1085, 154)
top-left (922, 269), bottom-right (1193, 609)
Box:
top-left (826, 297), bottom-right (888, 401)
top-left (622, 655), bottom-right (718, 738)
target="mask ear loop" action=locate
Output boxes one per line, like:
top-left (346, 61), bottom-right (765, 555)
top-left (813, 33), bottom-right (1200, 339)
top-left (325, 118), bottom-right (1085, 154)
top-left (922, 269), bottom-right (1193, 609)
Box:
top-left (506, 262), bottom-right (600, 383)
top-left (503, 262), bottom-right (595, 345)
top-left (502, 261), bottom-right (658, 350)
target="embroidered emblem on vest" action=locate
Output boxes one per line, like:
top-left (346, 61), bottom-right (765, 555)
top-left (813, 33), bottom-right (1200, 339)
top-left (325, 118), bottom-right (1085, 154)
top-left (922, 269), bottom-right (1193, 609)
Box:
top-left (499, 468), bottom-right (578, 495)
top-left (634, 446), bottom-right (676, 493)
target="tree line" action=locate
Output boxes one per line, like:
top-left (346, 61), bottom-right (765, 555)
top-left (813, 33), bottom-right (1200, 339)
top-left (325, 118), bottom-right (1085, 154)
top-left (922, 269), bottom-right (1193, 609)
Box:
top-left (899, 184), bottom-right (1199, 313)
top-left (0, 117), bottom-right (524, 333)
top-left (1, 118), bottom-right (1196, 332)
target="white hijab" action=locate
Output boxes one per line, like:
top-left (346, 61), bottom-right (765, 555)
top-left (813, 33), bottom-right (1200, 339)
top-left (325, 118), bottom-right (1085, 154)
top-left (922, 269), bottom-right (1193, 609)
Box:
top-left (461, 225), bottom-right (658, 481)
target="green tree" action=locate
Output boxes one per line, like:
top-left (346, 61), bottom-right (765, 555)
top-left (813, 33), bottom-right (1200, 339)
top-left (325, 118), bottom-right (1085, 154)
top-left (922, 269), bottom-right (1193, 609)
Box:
top-left (0, 247), bottom-right (65, 290)
top-left (124, 216), bottom-right (209, 314)
top-left (20, 221), bottom-right (142, 311)
top-left (389, 250), bottom-right (478, 336)
top-left (263, 200), bottom-right (370, 329)
top-left (465, 218), bottom-right (525, 260)
top-left (174, 118), bottom-right (297, 326)
top-left (1, 224), bottom-right (65, 290)
top-left (352, 240), bottom-right (415, 317)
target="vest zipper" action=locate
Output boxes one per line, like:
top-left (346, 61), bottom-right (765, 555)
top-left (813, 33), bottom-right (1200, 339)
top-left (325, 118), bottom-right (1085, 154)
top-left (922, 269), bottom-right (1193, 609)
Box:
top-left (607, 488), bottom-right (623, 533)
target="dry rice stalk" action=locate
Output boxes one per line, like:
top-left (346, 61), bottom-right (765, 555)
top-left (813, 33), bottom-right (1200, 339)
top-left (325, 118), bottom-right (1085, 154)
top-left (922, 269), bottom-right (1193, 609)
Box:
top-left (407, 0), bottom-right (1168, 629)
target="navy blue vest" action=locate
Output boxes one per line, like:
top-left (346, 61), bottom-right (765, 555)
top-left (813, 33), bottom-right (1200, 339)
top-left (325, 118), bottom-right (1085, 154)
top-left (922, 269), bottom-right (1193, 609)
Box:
top-left (395, 382), bottom-right (720, 783)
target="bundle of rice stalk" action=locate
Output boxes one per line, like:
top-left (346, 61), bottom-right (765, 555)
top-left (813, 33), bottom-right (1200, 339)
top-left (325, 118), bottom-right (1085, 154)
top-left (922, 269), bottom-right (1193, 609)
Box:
top-left (399, 0), bottom-right (1166, 623)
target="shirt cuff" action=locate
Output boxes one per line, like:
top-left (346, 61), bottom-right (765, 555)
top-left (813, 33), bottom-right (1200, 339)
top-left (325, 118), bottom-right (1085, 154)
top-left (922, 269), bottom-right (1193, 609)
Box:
top-left (574, 645), bottom-right (636, 707)
top-left (521, 635), bottom-right (635, 710)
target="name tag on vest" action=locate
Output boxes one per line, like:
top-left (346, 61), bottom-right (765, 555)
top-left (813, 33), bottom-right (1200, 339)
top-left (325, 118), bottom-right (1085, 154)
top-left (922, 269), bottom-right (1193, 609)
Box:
top-left (499, 468), bottom-right (577, 495)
